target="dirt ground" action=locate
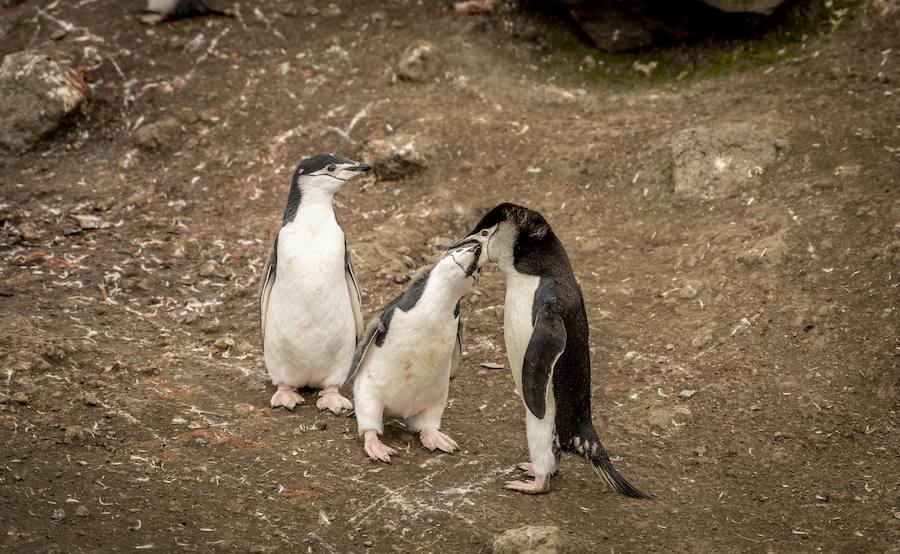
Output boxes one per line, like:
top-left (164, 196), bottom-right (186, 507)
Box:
top-left (1, 0), bottom-right (898, 552)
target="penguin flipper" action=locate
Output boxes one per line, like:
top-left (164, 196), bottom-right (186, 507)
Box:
top-left (259, 232), bottom-right (278, 347)
top-left (450, 317), bottom-right (463, 379)
top-left (346, 316), bottom-right (385, 383)
top-left (522, 312), bottom-right (567, 420)
top-left (344, 243), bottom-right (364, 342)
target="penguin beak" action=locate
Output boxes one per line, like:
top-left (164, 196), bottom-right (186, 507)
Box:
top-left (346, 163), bottom-right (372, 172)
top-left (448, 237), bottom-right (481, 251)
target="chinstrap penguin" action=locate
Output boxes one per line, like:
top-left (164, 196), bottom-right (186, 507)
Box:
top-left (260, 153), bottom-right (371, 413)
top-left (348, 242), bottom-right (482, 463)
top-left (451, 203), bottom-right (650, 498)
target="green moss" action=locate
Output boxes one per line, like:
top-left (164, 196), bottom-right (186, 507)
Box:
top-left (542, 0), bottom-right (866, 86)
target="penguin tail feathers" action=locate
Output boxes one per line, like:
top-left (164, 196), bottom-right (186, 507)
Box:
top-left (576, 428), bottom-right (652, 500)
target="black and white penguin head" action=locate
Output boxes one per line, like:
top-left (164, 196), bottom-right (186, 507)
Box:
top-left (292, 153), bottom-right (372, 195)
top-left (451, 203), bottom-right (553, 271)
top-left (432, 240), bottom-right (483, 293)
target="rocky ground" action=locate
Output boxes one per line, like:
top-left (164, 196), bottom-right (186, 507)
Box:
top-left (0, 0), bottom-right (898, 552)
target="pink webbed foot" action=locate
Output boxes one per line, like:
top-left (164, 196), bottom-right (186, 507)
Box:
top-left (505, 473), bottom-right (551, 495)
top-left (270, 384), bottom-right (304, 410)
top-left (419, 429), bottom-right (459, 453)
top-left (316, 386), bottom-right (352, 414)
top-left (363, 430), bottom-right (396, 463)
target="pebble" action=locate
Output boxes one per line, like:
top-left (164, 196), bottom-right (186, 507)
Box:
top-left (322, 3), bottom-right (341, 18)
top-left (51, 28), bottom-right (66, 40)
top-left (233, 403), bottom-right (254, 417)
top-left (678, 389), bottom-right (696, 400)
top-left (199, 261), bottom-right (219, 279)
top-left (51, 508), bottom-right (65, 521)
top-left (623, 351), bottom-right (639, 362)
top-left (12, 391), bottom-right (28, 404)
top-left (214, 335), bottom-right (235, 351)
top-left (84, 395), bottom-right (99, 407)
top-left (582, 54), bottom-right (597, 69)
top-left (479, 362), bottom-right (504, 369)
top-left (75, 505), bottom-right (90, 517)
top-left (665, 343), bottom-right (675, 351)
top-left (305, 6), bottom-right (319, 16)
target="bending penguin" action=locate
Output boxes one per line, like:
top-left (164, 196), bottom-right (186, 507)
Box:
top-left (348, 242), bottom-right (482, 463)
top-left (141, 0), bottom-right (229, 24)
top-left (260, 154), bottom-right (371, 413)
top-left (451, 203), bottom-right (650, 498)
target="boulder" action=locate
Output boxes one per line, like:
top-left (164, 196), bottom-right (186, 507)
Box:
top-left (700, 0), bottom-right (786, 15)
top-left (396, 40), bottom-right (441, 82)
top-left (492, 525), bottom-right (567, 554)
top-left (364, 133), bottom-right (432, 180)
top-left (0, 49), bottom-right (88, 154)
top-left (670, 123), bottom-right (784, 201)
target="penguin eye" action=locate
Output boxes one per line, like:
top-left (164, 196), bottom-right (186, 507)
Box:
top-left (327, 164), bottom-right (336, 172)
top-left (480, 230), bottom-right (489, 237)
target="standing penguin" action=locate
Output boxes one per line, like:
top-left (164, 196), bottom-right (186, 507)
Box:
top-left (451, 203), bottom-right (650, 498)
top-left (348, 242), bottom-right (482, 463)
top-left (260, 154), bottom-right (371, 413)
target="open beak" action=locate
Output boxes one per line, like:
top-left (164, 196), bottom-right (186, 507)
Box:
top-left (448, 236), bottom-right (481, 251)
top-left (346, 163), bottom-right (372, 172)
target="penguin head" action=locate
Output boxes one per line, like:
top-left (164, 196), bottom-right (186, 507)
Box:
top-left (292, 153), bottom-right (372, 195)
top-left (435, 240), bottom-right (483, 291)
top-left (450, 203), bottom-right (552, 270)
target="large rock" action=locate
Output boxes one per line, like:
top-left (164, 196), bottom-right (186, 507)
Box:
top-left (364, 133), bottom-right (432, 180)
top-left (492, 525), bottom-right (567, 554)
top-left (671, 124), bottom-right (784, 201)
top-left (700, 0), bottom-right (786, 15)
top-left (0, 49), bottom-right (88, 154)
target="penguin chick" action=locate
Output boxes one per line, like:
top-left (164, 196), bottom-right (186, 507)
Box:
top-left (142, 0), bottom-right (228, 24)
top-left (348, 241), bottom-right (482, 463)
top-left (451, 203), bottom-right (651, 498)
top-left (260, 154), bottom-right (371, 413)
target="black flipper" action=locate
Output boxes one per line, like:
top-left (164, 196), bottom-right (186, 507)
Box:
top-left (577, 426), bottom-right (652, 499)
top-left (259, 232), bottom-right (278, 347)
top-left (522, 313), bottom-right (566, 420)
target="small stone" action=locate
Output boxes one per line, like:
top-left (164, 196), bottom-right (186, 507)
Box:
top-left (233, 403), bottom-right (254, 417)
top-left (749, 405), bottom-right (762, 411)
top-left (0, 393), bottom-right (7, 404)
top-left (134, 116), bottom-right (182, 152)
top-left (305, 6), bottom-right (319, 16)
top-left (50, 28), bottom-right (66, 41)
top-left (84, 395), bottom-right (99, 407)
top-left (894, 511), bottom-right (900, 520)
top-left (692, 445), bottom-right (707, 457)
top-left (393, 274), bottom-right (410, 284)
top-left (322, 3), bottom-right (341, 17)
top-left (665, 343), bottom-right (675, 351)
top-left (815, 494), bottom-right (829, 502)
top-left (364, 134), bottom-right (432, 180)
top-left (582, 55), bottom-right (597, 70)
top-left (199, 260), bottom-right (219, 279)
top-left (51, 508), bottom-right (65, 521)
top-left (12, 391), bottom-right (28, 404)
top-left (396, 40), bottom-right (441, 82)
top-left (18, 223), bottom-right (43, 241)
top-left (623, 351), bottom-right (639, 362)
top-left (678, 389), bottom-right (696, 400)
top-left (64, 425), bottom-right (85, 444)
top-left (492, 525), bottom-right (564, 554)
top-left (479, 362), bottom-right (504, 369)
top-left (74, 505), bottom-right (90, 517)
top-left (214, 335), bottom-right (235, 352)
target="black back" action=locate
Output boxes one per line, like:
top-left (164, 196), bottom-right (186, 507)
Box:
top-left (469, 203), bottom-right (592, 442)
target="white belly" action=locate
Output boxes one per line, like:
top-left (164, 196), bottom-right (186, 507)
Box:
top-left (357, 306), bottom-right (457, 419)
top-left (264, 211), bottom-right (355, 388)
top-left (503, 272), bottom-right (540, 396)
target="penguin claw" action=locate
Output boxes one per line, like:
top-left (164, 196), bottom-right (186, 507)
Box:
top-left (363, 431), bottom-right (396, 464)
top-left (516, 462), bottom-right (537, 477)
top-left (419, 430), bottom-right (459, 453)
top-left (504, 475), bottom-right (550, 495)
top-left (316, 387), bottom-right (353, 414)
top-left (270, 386), bottom-right (304, 410)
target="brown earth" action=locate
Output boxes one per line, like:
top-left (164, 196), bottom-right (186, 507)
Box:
top-left (1, 1), bottom-right (898, 553)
